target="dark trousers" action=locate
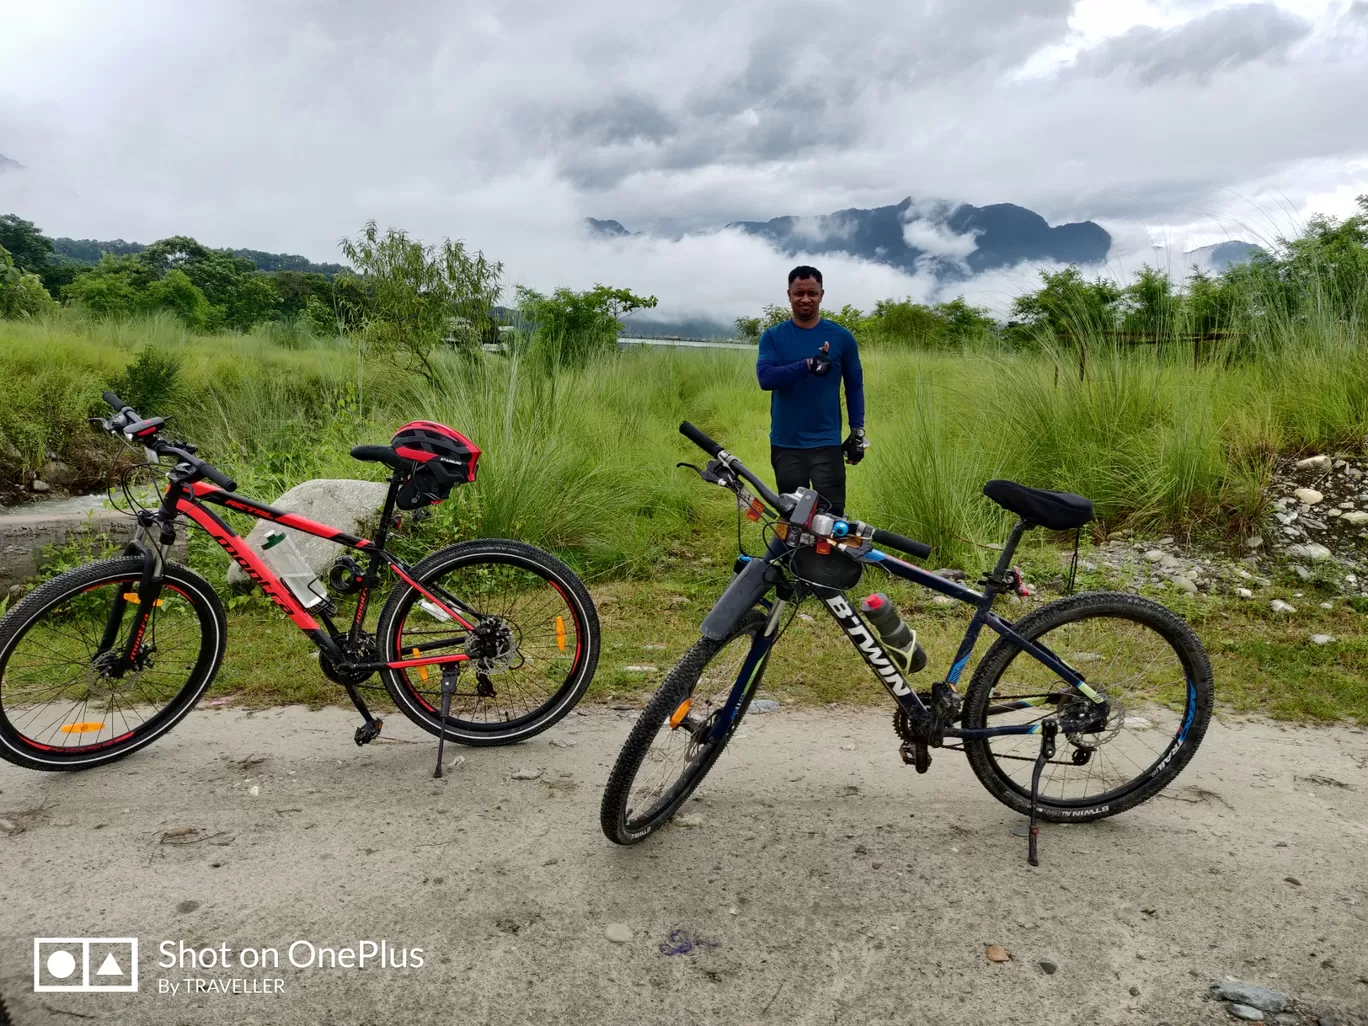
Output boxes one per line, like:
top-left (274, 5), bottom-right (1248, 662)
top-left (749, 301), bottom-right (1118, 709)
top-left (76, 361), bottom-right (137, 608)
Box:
top-left (771, 445), bottom-right (846, 515)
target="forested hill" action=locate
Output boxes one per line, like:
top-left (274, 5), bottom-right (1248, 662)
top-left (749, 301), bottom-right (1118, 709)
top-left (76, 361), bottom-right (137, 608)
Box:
top-left (49, 237), bottom-right (348, 277)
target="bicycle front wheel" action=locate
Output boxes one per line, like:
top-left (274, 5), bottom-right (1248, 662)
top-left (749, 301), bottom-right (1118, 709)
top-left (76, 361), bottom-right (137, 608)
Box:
top-left (961, 591), bottom-right (1213, 822)
top-left (601, 609), bottom-right (769, 845)
top-left (0, 558), bottom-right (225, 771)
top-left (376, 539), bottom-right (599, 746)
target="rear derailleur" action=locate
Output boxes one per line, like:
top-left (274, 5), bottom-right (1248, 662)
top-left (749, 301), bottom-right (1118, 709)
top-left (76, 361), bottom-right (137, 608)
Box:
top-left (893, 682), bottom-right (962, 774)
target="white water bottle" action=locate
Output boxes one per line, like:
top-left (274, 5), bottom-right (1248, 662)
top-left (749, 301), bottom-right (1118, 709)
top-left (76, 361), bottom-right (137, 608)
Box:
top-left (260, 530), bottom-right (329, 609)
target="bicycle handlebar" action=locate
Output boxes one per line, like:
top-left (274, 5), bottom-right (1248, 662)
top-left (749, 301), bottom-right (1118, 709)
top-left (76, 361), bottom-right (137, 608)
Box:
top-left (679, 422), bottom-right (789, 513)
top-left (679, 421), bottom-right (932, 560)
top-left (164, 447), bottom-right (237, 492)
top-left (96, 393), bottom-right (237, 491)
top-left (871, 528), bottom-right (933, 560)
top-left (103, 391), bottom-right (129, 413)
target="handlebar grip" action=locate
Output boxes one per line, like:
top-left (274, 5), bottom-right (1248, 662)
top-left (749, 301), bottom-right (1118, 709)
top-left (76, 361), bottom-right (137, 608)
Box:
top-left (201, 463), bottom-right (237, 492)
top-left (679, 421), bottom-right (723, 458)
top-left (103, 391), bottom-right (129, 411)
top-left (872, 528), bottom-right (932, 560)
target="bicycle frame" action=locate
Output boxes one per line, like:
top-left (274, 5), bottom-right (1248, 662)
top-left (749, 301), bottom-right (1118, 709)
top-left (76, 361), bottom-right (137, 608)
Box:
top-left (114, 473), bottom-right (478, 678)
top-left (707, 520), bottom-right (1106, 744)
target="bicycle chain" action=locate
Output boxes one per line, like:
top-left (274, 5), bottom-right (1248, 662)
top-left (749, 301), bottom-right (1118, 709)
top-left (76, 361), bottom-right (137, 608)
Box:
top-left (892, 708), bottom-right (1077, 765)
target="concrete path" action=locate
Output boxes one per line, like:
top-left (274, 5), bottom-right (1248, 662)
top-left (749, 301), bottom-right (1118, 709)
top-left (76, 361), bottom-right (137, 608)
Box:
top-left (1, 705), bottom-right (1365, 1025)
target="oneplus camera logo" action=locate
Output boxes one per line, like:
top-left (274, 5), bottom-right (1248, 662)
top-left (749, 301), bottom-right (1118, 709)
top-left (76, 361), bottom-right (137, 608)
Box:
top-left (34, 938), bottom-right (139, 992)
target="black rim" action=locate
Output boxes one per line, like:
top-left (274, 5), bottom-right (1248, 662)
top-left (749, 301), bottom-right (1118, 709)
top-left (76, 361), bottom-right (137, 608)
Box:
top-left (978, 611), bottom-right (1198, 807)
top-left (392, 553), bottom-right (586, 730)
top-left (624, 627), bottom-right (759, 830)
top-left (0, 576), bottom-right (207, 757)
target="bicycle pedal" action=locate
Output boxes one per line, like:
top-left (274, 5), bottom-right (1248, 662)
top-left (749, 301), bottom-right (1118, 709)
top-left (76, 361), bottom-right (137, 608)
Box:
top-left (353, 719), bottom-right (383, 746)
top-left (899, 742), bottom-right (932, 773)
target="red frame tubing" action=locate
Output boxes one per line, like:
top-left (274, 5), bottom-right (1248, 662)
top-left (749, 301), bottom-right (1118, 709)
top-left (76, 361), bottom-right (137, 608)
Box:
top-left (179, 485), bottom-right (476, 662)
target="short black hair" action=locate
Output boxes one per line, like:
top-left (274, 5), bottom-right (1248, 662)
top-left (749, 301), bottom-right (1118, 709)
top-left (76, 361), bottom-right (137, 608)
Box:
top-left (787, 265), bottom-right (823, 286)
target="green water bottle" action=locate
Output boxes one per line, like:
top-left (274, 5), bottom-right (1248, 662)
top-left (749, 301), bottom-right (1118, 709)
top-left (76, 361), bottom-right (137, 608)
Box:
top-left (860, 593), bottom-right (927, 674)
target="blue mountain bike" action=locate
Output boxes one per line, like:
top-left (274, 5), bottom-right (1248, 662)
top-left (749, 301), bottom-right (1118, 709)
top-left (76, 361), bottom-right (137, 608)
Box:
top-left (600, 423), bottom-right (1214, 864)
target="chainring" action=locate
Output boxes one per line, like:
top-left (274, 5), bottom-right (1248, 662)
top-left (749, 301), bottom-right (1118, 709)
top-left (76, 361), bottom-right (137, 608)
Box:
top-left (319, 633), bottom-right (378, 687)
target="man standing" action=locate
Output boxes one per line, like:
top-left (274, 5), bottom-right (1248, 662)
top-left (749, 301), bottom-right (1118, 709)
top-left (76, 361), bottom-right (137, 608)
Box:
top-left (756, 265), bottom-right (866, 515)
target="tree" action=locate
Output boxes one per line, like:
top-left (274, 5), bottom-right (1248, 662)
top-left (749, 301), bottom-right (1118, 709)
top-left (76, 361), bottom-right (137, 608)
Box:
top-left (339, 221), bottom-right (504, 381)
top-left (0, 214), bottom-right (54, 273)
top-left (143, 269), bottom-right (212, 330)
top-left (734, 315), bottom-right (762, 343)
top-left (0, 244), bottom-right (58, 319)
top-left (61, 254), bottom-right (151, 317)
top-left (515, 283), bottom-right (657, 367)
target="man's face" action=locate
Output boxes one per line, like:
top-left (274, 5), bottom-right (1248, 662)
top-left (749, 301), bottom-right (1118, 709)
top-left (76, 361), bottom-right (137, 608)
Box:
top-left (787, 276), bottom-right (823, 321)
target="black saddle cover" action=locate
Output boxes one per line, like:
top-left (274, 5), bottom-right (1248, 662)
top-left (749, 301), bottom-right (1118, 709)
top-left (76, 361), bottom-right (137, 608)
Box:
top-left (983, 480), bottom-right (1094, 530)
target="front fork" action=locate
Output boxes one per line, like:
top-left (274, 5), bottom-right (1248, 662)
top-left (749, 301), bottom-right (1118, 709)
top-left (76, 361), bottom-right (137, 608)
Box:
top-left (99, 521), bottom-right (172, 677)
top-left (705, 596), bottom-right (787, 743)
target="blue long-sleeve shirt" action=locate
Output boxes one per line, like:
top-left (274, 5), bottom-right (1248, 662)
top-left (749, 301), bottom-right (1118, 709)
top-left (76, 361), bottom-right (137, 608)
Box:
top-left (756, 318), bottom-right (864, 448)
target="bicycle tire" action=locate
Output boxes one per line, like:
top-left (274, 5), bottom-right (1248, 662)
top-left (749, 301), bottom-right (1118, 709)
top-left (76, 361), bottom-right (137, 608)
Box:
top-left (0, 558), bottom-right (225, 772)
top-left (601, 609), bottom-right (769, 845)
top-left (376, 539), bottom-right (599, 746)
top-left (961, 591), bottom-right (1213, 822)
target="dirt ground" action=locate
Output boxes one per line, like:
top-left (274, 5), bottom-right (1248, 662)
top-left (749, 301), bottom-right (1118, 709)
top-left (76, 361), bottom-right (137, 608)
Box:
top-left (1, 705), bottom-right (1365, 1026)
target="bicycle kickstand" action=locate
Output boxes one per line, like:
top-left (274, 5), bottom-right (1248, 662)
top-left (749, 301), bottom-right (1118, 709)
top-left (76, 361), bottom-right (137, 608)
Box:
top-left (432, 664), bottom-right (461, 779)
top-left (1027, 720), bottom-right (1058, 867)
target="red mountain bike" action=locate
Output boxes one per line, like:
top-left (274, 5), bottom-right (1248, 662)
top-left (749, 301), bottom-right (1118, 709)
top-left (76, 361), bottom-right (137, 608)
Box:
top-left (0, 393), bottom-right (600, 774)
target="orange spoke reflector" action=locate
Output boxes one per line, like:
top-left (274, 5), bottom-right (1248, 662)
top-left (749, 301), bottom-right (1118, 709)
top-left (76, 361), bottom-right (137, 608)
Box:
top-left (121, 593), bottom-right (162, 606)
top-left (669, 697), bottom-right (692, 729)
top-left (555, 615), bottom-right (566, 652)
top-left (746, 498), bottom-right (765, 522)
top-left (414, 649), bottom-right (428, 683)
top-left (60, 722), bottom-right (105, 734)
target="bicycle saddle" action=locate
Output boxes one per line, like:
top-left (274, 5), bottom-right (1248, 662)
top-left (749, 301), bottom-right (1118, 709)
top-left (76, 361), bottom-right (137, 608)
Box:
top-left (982, 480), bottom-right (1093, 531)
top-left (350, 444), bottom-right (408, 470)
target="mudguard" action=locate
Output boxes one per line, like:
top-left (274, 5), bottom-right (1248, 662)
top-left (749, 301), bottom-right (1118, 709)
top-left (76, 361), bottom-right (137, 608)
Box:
top-left (700, 556), bottom-right (776, 640)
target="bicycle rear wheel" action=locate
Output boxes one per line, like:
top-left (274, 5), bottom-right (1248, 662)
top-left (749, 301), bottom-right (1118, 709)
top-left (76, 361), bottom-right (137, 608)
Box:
top-left (0, 558), bottom-right (225, 771)
top-left (962, 591), bottom-right (1213, 822)
top-left (377, 539), bottom-right (599, 746)
top-left (601, 609), bottom-right (769, 845)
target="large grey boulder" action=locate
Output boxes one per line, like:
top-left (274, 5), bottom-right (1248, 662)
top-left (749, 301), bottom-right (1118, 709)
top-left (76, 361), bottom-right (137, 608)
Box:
top-left (226, 479), bottom-right (390, 588)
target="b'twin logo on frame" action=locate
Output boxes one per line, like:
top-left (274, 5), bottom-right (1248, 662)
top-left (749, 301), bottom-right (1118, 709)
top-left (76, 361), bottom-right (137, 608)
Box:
top-left (822, 594), bottom-right (912, 697)
top-left (34, 938), bottom-right (138, 992)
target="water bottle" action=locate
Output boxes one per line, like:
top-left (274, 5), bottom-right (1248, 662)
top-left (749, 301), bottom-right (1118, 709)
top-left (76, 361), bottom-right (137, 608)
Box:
top-left (260, 530), bottom-right (329, 609)
top-left (860, 593), bottom-right (927, 674)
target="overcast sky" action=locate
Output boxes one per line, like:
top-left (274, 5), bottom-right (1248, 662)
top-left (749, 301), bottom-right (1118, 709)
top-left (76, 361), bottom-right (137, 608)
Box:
top-left (2, 0), bottom-right (1366, 318)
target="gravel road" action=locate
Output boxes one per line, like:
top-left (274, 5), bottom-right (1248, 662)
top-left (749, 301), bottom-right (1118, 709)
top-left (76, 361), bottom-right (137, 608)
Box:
top-left (1, 705), bottom-right (1365, 1025)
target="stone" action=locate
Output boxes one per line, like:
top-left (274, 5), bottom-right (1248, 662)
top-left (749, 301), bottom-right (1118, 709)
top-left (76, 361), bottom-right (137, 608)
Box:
top-left (1270, 600), bottom-right (1297, 614)
top-left (1039, 960), bottom-right (1058, 975)
top-left (1227, 1005), bottom-right (1265, 1022)
top-left (1236, 588), bottom-right (1253, 599)
top-left (1171, 576), bottom-right (1199, 595)
top-left (1293, 565), bottom-right (1312, 581)
top-left (1311, 634), bottom-right (1335, 645)
top-left (749, 699), bottom-right (781, 714)
top-left (1295, 455), bottom-right (1331, 472)
top-left (1211, 982), bottom-right (1293, 1013)
top-left (1285, 543), bottom-right (1331, 561)
top-left (248, 785), bottom-right (260, 796)
top-left (42, 460), bottom-right (78, 487)
top-left (226, 478), bottom-right (390, 588)
top-left (510, 767), bottom-right (543, 780)
top-left (622, 665), bottom-right (657, 673)
top-left (0, 818), bottom-right (21, 835)
top-left (1144, 550), bottom-right (1165, 562)
top-left (675, 813), bottom-right (705, 828)
top-left (1319, 602), bottom-right (1334, 609)
top-left (1294, 488), bottom-right (1324, 505)
top-left (1128, 985), bottom-right (1140, 996)
top-left (604, 923), bottom-right (633, 944)
top-left (1341, 510), bottom-right (1368, 526)
top-left (1245, 536), bottom-right (1264, 549)
top-left (548, 738), bottom-right (576, 748)
top-left (1275, 512), bottom-right (1298, 525)
top-left (29, 478), bottom-right (50, 493)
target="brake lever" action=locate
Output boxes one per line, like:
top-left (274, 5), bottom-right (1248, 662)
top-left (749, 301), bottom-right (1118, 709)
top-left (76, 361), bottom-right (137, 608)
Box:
top-left (675, 461), bottom-right (736, 488)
